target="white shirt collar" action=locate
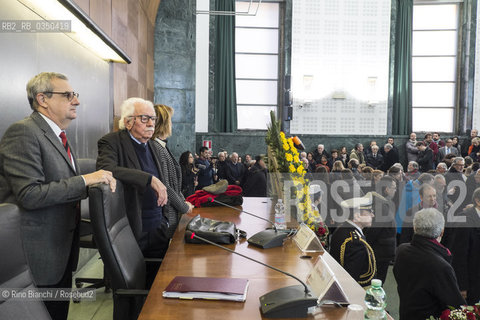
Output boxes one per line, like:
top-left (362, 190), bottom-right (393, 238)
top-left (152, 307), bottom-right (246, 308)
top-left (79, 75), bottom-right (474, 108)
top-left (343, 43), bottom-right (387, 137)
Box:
top-left (38, 112), bottom-right (62, 142)
top-left (475, 207), bottom-right (480, 220)
top-left (128, 131), bottom-right (145, 145)
top-left (38, 112), bottom-right (76, 170)
top-left (346, 220), bottom-right (364, 236)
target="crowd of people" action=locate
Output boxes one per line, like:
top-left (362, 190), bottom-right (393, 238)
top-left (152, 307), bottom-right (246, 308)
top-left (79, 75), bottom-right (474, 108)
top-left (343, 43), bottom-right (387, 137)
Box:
top-left (300, 135), bottom-right (480, 319)
top-left (178, 148), bottom-right (268, 199)
top-left (0, 71), bottom-right (478, 320)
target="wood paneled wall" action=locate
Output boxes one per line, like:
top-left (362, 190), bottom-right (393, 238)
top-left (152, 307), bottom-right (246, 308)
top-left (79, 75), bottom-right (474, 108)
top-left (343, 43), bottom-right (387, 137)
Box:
top-left (73, 0), bottom-right (161, 129)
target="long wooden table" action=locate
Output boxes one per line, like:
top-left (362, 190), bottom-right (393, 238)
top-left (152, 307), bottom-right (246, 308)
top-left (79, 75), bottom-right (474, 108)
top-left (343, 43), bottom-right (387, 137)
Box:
top-left (138, 197), bottom-right (375, 320)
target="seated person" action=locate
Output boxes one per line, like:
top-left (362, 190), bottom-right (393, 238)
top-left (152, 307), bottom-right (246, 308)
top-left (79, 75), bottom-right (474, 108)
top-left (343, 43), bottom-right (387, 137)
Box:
top-left (329, 194), bottom-right (376, 287)
top-left (393, 208), bottom-right (465, 320)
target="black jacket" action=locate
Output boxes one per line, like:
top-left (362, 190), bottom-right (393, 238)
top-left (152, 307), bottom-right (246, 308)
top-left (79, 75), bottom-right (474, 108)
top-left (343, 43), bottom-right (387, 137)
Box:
top-left (365, 153), bottom-right (384, 170)
top-left (393, 235), bottom-right (465, 320)
top-left (225, 161), bottom-right (246, 185)
top-left (242, 164), bottom-right (267, 197)
top-left (451, 207), bottom-right (480, 305)
top-left (181, 164), bottom-right (196, 198)
top-left (380, 148), bottom-right (399, 172)
top-left (330, 222), bottom-right (375, 287)
top-left (417, 147), bottom-right (433, 172)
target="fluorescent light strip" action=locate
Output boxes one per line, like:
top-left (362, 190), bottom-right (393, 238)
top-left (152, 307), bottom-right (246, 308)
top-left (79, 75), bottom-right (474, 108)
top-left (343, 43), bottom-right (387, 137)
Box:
top-left (18, 0), bottom-right (131, 63)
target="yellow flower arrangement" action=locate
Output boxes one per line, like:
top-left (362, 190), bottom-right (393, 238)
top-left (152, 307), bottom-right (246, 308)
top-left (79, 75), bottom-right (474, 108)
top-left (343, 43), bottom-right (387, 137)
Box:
top-left (265, 111), bottom-right (329, 247)
top-left (289, 164), bottom-right (296, 173)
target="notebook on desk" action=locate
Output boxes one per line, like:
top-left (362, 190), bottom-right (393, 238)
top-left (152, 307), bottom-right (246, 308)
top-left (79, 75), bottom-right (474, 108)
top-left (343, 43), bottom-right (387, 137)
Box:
top-left (162, 276), bottom-right (249, 302)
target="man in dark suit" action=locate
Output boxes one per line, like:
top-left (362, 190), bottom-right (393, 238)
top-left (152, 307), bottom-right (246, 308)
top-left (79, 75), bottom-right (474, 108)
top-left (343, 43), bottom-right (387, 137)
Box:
top-left (96, 97), bottom-right (169, 286)
top-left (451, 187), bottom-right (480, 305)
top-left (365, 145), bottom-right (383, 170)
top-left (97, 98), bottom-right (168, 252)
top-left (225, 152), bottom-right (246, 186)
top-left (329, 194), bottom-right (376, 287)
top-left (0, 72), bottom-right (115, 320)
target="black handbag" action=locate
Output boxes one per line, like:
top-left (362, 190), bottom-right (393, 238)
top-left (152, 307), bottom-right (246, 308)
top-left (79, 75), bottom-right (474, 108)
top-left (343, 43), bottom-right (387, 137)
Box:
top-left (184, 215), bottom-right (246, 244)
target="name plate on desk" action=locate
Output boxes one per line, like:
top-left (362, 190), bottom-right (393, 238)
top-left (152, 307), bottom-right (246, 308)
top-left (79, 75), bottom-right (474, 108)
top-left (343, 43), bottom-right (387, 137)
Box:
top-left (293, 224), bottom-right (324, 253)
top-left (306, 257), bottom-right (349, 306)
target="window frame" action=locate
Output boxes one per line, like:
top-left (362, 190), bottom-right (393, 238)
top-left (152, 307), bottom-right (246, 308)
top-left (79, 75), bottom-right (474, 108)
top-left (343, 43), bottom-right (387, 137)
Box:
top-left (235, 0), bottom-right (282, 131)
top-left (411, 0), bottom-right (463, 134)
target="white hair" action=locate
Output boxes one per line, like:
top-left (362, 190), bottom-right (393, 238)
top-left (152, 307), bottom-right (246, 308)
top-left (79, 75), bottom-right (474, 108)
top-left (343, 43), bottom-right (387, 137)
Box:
top-left (409, 161), bottom-right (419, 169)
top-left (413, 208), bottom-right (444, 239)
top-left (118, 97), bottom-right (154, 129)
top-left (437, 162), bottom-right (447, 170)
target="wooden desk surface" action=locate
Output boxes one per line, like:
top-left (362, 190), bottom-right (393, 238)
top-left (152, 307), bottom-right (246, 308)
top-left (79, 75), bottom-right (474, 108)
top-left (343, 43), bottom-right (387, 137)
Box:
top-left (138, 197), bottom-right (372, 320)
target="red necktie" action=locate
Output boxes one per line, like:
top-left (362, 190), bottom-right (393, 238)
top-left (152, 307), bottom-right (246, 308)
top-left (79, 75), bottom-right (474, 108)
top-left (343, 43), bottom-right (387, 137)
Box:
top-left (59, 132), bottom-right (72, 163)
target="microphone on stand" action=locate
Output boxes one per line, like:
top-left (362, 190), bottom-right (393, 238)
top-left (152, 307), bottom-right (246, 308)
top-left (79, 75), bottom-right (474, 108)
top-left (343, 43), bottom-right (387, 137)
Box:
top-left (187, 232), bottom-right (318, 318)
top-left (207, 197), bottom-right (292, 249)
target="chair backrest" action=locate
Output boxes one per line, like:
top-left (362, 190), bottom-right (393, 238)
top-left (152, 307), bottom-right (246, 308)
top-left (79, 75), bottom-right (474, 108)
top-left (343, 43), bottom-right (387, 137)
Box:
top-left (88, 181), bottom-right (146, 290)
top-left (0, 203), bottom-right (51, 319)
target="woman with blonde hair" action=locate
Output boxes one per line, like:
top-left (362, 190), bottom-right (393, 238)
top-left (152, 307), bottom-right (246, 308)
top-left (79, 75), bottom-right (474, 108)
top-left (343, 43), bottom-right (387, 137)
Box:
top-left (331, 160), bottom-right (344, 182)
top-left (152, 104), bottom-right (194, 238)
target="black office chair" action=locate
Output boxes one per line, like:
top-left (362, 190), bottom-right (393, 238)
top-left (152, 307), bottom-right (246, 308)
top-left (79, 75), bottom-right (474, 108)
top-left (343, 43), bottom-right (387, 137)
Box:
top-left (74, 158), bottom-right (110, 292)
top-left (89, 182), bottom-right (159, 320)
top-left (0, 203), bottom-right (51, 320)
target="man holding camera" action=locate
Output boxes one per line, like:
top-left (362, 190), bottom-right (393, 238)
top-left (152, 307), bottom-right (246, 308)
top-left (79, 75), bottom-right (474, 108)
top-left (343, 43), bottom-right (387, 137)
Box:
top-left (195, 146), bottom-right (213, 189)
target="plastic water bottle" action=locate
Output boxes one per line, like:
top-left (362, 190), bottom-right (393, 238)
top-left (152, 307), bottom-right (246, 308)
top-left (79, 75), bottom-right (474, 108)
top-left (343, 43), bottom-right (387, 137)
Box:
top-left (364, 279), bottom-right (387, 319)
top-left (274, 199), bottom-right (287, 230)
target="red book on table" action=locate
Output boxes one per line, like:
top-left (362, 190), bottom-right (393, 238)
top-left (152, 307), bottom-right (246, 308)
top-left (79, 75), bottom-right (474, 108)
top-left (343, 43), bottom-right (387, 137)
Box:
top-left (162, 276), bottom-right (249, 302)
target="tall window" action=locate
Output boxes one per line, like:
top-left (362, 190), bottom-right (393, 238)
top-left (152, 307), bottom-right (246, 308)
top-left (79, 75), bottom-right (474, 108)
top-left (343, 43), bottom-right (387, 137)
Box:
top-left (235, 1), bottom-right (280, 130)
top-left (411, 2), bottom-right (459, 132)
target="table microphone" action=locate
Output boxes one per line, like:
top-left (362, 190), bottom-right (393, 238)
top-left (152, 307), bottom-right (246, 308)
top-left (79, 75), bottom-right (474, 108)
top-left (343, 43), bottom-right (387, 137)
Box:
top-left (207, 197), bottom-right (291, 249)
top-left (188, 232), bottom-right (318, 318)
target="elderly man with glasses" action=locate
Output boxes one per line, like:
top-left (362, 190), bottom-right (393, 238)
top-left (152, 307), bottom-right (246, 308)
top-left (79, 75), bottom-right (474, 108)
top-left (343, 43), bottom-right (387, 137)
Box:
top-left (0, 72), bottom-right (116, 320)
top-left (97, 97), bottom-right (169, 287)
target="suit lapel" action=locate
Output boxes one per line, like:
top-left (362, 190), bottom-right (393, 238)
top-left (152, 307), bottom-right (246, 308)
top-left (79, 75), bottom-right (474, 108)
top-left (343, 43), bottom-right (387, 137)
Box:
top-left (119, 130), bottom-right (142, 170)
top-left (31, 112), bottom-right (77, 174)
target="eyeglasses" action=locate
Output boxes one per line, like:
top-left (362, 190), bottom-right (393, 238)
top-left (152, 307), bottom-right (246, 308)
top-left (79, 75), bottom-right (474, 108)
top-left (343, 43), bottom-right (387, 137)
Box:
top-left (42, 91), bottom-right (79, 101)
top-left (130, 115), bottom-right (158, 123)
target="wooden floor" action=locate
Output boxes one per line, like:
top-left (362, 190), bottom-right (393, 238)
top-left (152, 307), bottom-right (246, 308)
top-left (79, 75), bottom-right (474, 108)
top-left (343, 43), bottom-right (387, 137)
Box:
top-left (68, 251), bottom-right (400, 320)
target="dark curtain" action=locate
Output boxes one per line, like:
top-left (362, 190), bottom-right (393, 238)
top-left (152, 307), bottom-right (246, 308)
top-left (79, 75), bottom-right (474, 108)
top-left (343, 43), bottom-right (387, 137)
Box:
top-left (214, 0), bottom-right (237, 132)
top-left (392, 0), bottom-right (413, 135)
